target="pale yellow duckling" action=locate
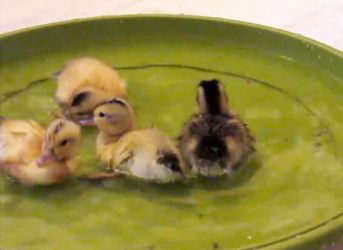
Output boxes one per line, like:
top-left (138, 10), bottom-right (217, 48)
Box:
top-left (0, 118), bottom-right (81, 185)
top-left (55, 57), bottom-right (127, 126)
top-left (90, 98), bottom-right (184, 183)
top-left (178, 79), bottom-right (255, 177)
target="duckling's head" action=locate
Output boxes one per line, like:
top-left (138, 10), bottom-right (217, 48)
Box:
top-left (93, 98), bottom-right (135, 136)
top-left (55, 57), bottom-right (127, 126)
top-left (37, 119), bottom-right (81, 166)
top-left (57, 88), bottom-right (106, 126)
top-left (155, 150), bottom-right (184, 182)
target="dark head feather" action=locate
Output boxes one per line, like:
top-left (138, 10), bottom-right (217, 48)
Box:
top-left (71, 92), bottom-right (90, 106)
top-left (95, 98), bottom-right (127, 109)
top-left (198, 79), bottom-right (222, 115)
top-left (157, 151), bottom-right (182, 173)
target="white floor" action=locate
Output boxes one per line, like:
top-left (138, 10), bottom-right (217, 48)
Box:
top-left (0, 0), bottom-right (342, 51)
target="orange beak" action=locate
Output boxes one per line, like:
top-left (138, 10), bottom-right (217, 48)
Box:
top-left (36, 153), bottom-right (59, 167)
top-left (78, 117), bottom-right (95, 126)
top-left (36, 143), bottom-right (59, 167)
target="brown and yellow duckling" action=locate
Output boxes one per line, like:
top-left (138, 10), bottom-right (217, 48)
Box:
top-left (178, 79), bottom-right (255, 177)
top-left (0, 118), bottom-right (81, 185)
top-left (55, 57), bottom-right (127, 126)
top-left (89, 98), bottom-right (184, 183)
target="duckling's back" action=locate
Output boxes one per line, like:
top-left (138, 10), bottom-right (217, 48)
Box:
top-left (56, 57), bottom-right (127, 104)
top-left (102, 129), bottom-right (183, 182)
top-left (126, 129), bottom-right (183, 182)
top-left (124, 129), bottom-right (175, 154)
top-left (6, 160), bottom-right (72, 185)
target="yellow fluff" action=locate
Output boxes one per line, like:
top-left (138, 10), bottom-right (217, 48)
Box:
top-left (91, 98), bottom-right (184, 183)
top-left (55, 57), bottom-right (127, 125)
top-left (0, 118), bottom-right (81, 185)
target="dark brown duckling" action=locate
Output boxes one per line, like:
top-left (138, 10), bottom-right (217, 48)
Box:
top-left (178, 79), bottom-right (255, 177)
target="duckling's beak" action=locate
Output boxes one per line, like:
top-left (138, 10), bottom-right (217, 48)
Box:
top-left (66, 109), bottom-right (95, 126)
top-left (78, 116), bottom-right (95, 126)
top-left (36, 153), bottom-right (59, 167)
top-left (36, 146), bottom-right (60, 167)
top-left (73, 111), bottom-right (95, 126)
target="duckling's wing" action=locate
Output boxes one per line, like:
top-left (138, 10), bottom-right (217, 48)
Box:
top-left (131, 129), bottom-right (184, 180)
top-left (1, 119), bottom-right (44, 137)
top-left (112, 137), bottom-right (136, 172)
top-left (110, 130), bottom-right (161, 177)
top-left (228, 117), bottom-right (255, 152)
top-left (0, 120), bottom-right (44, 164)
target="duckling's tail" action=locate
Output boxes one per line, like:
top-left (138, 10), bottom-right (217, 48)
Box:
top-left (197, 79), bottom-right (229, 115)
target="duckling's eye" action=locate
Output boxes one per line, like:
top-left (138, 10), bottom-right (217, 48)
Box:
top-left (98, 112), bottom-right (105, 118)
top-left (60, 140), bottom-right (68, 147)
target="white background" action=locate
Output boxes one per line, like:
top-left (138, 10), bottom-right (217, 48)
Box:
top-left (0, 0), bottom-right (342, 51)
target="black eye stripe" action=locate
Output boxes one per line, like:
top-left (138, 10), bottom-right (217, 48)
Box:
top-left (96, 98), bottom-right (128, 109)
top-left (105, 98), bottom-right (126, 107)
top-left (60, 140), bottom-right (68, 146)
top-left (71, 92), bottom-right (90, 106)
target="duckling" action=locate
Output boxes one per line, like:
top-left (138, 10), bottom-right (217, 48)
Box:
top-left (55, 57), bottom-right (127, 126)
top-left (90, 98), bottom-right (184, 183)
top-left (0, 118), bottom-right (81, 185)
top-left (178, 79), bottom-right (255, 177)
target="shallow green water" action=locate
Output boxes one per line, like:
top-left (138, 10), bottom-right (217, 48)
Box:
top-left (1, 17), bottom-right (343, 250)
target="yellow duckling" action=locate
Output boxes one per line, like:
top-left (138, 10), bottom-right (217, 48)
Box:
top-left (0, 118), bottom-right (81, 185)
top-left (178, 79), bottom-right (255, 177)
top-left (90, 98), bottom-right (184, 183)
top-left (55, 57), bottom-right (127, 126)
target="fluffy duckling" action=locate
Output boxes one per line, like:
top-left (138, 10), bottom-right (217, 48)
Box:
top-left (0, 118), bottom-right (81, 185)
top-left (55, 57), bottom-right (127, 126)
top-left (178, 79), bottom-right (255, 177)
top-left (91, 98), bottom-right (184, 183)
